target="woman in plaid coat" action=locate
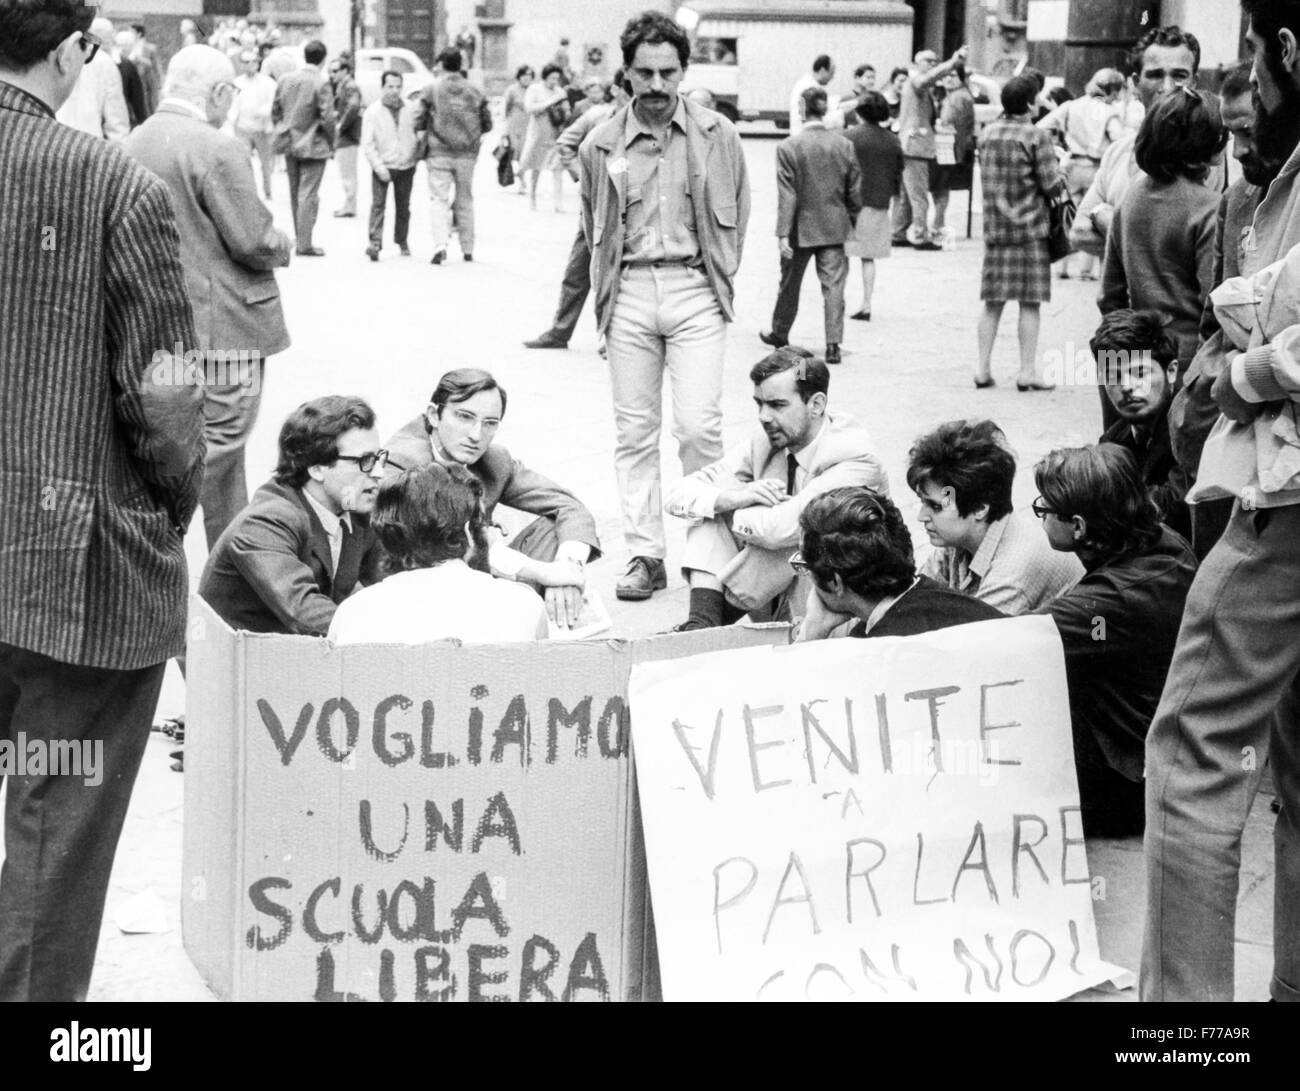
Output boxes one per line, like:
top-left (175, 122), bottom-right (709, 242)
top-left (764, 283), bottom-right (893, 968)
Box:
top-left (975, 73), bottom-right (1065, 390)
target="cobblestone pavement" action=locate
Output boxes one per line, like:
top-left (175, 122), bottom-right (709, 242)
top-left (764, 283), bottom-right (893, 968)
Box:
top-left (7, 133), bottom-right (1274, 1002)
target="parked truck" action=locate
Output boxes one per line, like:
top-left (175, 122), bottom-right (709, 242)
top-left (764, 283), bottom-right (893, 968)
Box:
top-left (674, 0), bottom-right (914, 127)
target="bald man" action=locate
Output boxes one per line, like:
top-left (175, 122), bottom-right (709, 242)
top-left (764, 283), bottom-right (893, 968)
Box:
top-left (123, 45), bottom-right (292, 548)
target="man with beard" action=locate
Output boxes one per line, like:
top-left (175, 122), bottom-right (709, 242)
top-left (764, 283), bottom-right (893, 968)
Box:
top-left (1169, 62), bottom-right (1286, 557)
top-left (1142, 0), bottom-right (1300, 1003)
top-left (665, 348), bottom-right (887, 629)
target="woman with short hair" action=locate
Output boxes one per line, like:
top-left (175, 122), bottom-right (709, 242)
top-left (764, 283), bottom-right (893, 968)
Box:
top-left (502, 64), bottom-right (533, 193)
top-left (519, 62), bottom-right (569, 211)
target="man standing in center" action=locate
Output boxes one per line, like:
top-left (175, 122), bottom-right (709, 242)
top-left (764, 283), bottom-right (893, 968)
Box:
top-left (580, 10), bottom-right (750, 601)
top-left (892, 45), bottom-right (967, 249)
top-left (760, 86), bottom-right (860, 364)
top-left (272, 39), bottom-right (335, 257)
top-left (414, 47), bottom-right (491, 265)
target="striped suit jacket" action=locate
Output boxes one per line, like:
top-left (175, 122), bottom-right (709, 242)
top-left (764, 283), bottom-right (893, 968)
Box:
top-left (0, 80), bottom-right (205, 670)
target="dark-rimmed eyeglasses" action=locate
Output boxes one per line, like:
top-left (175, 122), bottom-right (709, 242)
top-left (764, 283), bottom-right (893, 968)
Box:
top-left (78, 32), bottom-right (102, 64)
top-left (335, 449), bottom-right (389, 473)
top-left (1030, 497), bottom-right (1057, 520)
top-left (788, 550), bottom-right (809, 574)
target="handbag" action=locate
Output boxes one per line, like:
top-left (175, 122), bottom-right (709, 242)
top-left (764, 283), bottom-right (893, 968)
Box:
top-left (546, 100), bottom-right (570, 128)
top-left (1046, 186), bottom-right (1077, 263)
top-left (494, 138), bottom-right (515, 187)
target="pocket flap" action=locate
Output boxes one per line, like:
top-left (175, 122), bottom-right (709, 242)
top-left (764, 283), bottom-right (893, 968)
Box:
top-left (244, 281), bottom-right (280, 305)
top-left (712, 204), bottom-right (737, 229)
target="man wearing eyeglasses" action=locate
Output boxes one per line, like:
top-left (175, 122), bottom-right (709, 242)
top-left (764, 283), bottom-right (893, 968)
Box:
top-left (0, 0), bottom-right (205, 1000)
top-left (200, 396), bottom-right (387, 635)
top-left (53, 16), bottom-right (128, 139)
top-left (124, 45), bottom-right (293, 551)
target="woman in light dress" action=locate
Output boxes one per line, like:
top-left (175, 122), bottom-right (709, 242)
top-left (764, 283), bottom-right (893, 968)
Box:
top-left (501, 64), bottom-right (533, 193)
top-left (519, 63), bottom-right (570, 211)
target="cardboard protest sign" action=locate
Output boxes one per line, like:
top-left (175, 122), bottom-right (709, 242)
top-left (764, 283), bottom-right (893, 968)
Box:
top-left (182, 597), bottom-right (788, 1001)
top-left (629, 616), bottom-right (1125, 1001)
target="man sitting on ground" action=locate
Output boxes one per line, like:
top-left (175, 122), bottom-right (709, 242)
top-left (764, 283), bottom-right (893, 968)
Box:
top-left (910, 418), bottom-right (1083, 614)
top-left (385, 367), bottom-right (599, 629)
top-left (1093, 309), bottom-right (1190, 540)
top-left (200, 396), bottom-right (386, 634)
top-left (329, 464), bottom-right (549, 644)
top-left (665, 348), bottom-right (888, 629)
top-left (1032, 444), bottom-right (1197, 836)
top-left (796, 487), bottom-right (1004, 640)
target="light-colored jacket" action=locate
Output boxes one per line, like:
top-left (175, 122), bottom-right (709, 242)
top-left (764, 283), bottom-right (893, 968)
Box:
top-left (580, 95), bottom-right (750, 333)
top-left (665, 411), bottom-right (887, 609)
top-left (232, 72), bottom-right (277, 134)
top-left (361, 99), bottom-right (419, 172)
top-left (55, 50), bottom-right (129, 141)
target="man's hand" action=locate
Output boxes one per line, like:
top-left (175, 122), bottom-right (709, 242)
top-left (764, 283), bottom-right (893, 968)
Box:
top-left (715, 478), bottom-right (788, 513)
top-left (1089, 204), bottom-right (1114, 238)
top-left (778, 236), bottom-right (794, 260)
top-left (545, 584), bottom-right (586, 630)
top-left (951, 45), bottom-right (969, 65)
top-left (376, 167), bottom-right (391, 183)
top-left (796, 587), bottom-right (853, 643)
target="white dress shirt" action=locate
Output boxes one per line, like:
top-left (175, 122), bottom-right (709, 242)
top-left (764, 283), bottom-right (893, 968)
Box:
top-left (302, 490), bottom-right (352, 578)
top-left (328, 561), bottom-right (550, 645)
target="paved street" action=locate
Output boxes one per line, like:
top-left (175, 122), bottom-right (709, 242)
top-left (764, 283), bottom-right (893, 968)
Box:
top-left (22, 132), bottom-right (1276, 1001)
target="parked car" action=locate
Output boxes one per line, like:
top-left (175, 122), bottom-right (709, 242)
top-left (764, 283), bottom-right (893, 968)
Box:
top-left (353, 47), bottom-right (437, 106)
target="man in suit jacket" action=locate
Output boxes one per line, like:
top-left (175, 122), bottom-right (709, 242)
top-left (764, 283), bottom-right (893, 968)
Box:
top-left (124, 45), bottom-right (293, 550)
top-left (54, 17), bottom-right (129, 139)
top-left (385, 368), bottom-right (600, 630)
top-left (201, 397), bottom-right (386, 635)
top-left (272, 38), bottom-right (335, 255)
top-left (761, 86), bottom-right (861, 364)
top-left (666, 348), bottom-right (888, 628)
top-left (0, 0), bottom-right (205, 1000)
top-left (796, 488), bottom-right (1004, 642)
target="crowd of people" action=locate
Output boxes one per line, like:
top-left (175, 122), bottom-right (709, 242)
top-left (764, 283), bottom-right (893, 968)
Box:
top-left (2, 0), bottom-right (1300, 1009)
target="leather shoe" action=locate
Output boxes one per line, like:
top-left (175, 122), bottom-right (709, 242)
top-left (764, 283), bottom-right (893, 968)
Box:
top-left (296, 247), bottom-right (325, 256)
top-left (463, 253), bottom-right (474, 262)
top-left (399, 244), bottom-right (411, 256)
top-left (914, 240), bottom-right (943, 251)
top-left (524, 332), bottom-right (568, 349)
top-left (616, 556), bottom-right (667, 601)
top-left (825, 343), bottom-right (842, 364)
top-left (333, 210), bottom-right (356, 218)
top-left (850, 310), bottom-right (871, 321)
top-left (366, 246), bottom-right (379, 262)
top-left (431, 250), bottom-right (447, 265)
top-left (759, 330), bottom-right (788, 348)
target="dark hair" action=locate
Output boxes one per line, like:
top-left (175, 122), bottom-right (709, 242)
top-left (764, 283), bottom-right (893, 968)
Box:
top-left (801, 85), bottom-right (828, 118)
top-left (749, 346), bottom-right (828, 401)
top-left (132, 22), bottom-right (146, 37)
top-left (620, 10), bottom-right (690, 68)
top-left (1035, 445), bottom-right (1162, 556)
top-left (1000, 73), bottom-right (1038, 116)
top-left (540, 61), bottom-right (564, 82)
top-left (800, 488), bottom-right (915, 599)
top-left (906, 420), bottom-right (1015, 523)
top-left (0, 0), bottom-right (94, 70)
top-left (1020, 66), bottom-right (1047, 91)
top-left (1129, 24), bottom-right (1201, 77)
top-left (854, 63), bottom-right (875, 78)
top-left (889, 66), bottom-right (909, 84)
top-left (436, 46), bottom-right (462, 73)
top-left (612, 66), bottom-right (628, 96)
top-left (515, 63), bottom-right (534, 80)
top-left (425, 368), bottom-right (507, 433)
top-left (857, 90), bottom-right (890, 125)
top-left (333, 54), bottom-right (353, 73)
top-left (1134, 87), bottom-right (1226, 182)
top-left (1047, 86), bottom-right (1073, 107)
top-left (1089, 309), bottom-right (1179, 385)
top-left (373, 464), bottom-right (488, 572)
top-left (1219, 61), bottom-right (1254, 102)
top-left (380, 69), bottom-right (402, 88)
top-left (812, 54), bottom-right (833, 73)
top-left (274, 395), bottom-right (376, 487)
top-left (303, 39), bottom-right (327, 66)
top-left (1243, 1), bottom-right (1300, 72)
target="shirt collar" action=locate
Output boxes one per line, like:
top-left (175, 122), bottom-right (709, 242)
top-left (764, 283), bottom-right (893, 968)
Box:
top-left (626, 94), bottom-right (686, 141)
top-left (788, 419), bottom-right (827, 474)
top-left (967, 514), bottom-right (1009, 580)
top-left (302, 489), bottom-right (353, 536)
top-left (158, 97), bottom-right (210, 121)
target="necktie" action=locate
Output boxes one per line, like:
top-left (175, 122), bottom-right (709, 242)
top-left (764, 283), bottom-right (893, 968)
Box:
top-left (787, 453), bottom-right (799, 496)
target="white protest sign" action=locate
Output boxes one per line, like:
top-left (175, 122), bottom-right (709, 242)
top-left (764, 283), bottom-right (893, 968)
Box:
top-left (629, 616), bottom-right (1125, 1001)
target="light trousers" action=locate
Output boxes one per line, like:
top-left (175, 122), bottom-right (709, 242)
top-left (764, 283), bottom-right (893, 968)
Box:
top-left (606, 265), bottom-right (726, 559)
top-left (426, 155), bottom-right (476, 254)
top-left (335, 144), bottom-right (359, 213)
top-left (892, 156), bottom-right (933, 245)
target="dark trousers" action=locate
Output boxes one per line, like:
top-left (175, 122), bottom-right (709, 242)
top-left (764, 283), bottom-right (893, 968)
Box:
top-left (368, 166), bottom-right (415, 249)
top-left (286, 155), bottom-right (327, 252)
top-left (771, 244), bottom-right (848, 345)
top-left (548, 227), bottom-right (592, 343)
top-left (0, 644), bottom-right (164, 1000)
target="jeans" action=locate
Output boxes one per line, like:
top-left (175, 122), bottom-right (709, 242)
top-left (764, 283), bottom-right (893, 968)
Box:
top-left (606, 265), bottom-right (726, 559)
top-left (770, 244), bottom-right (848, 345)
top-left (1142, 503), bottom-right (1300, 1002)
top-left (368, 167), bottom-right (415, 248)
top-left (426, 155), bottom-right (476, 254)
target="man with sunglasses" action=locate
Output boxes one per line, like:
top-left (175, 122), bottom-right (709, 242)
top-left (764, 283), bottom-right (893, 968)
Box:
top-left (201, 397), bottom-right (388, 635)
top-left (795, 488), bottom-right (1003, 642)
top-left (1, 0), bottom-right (205, 1000)
top-left (124, 44), bottom-right (292, 551)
